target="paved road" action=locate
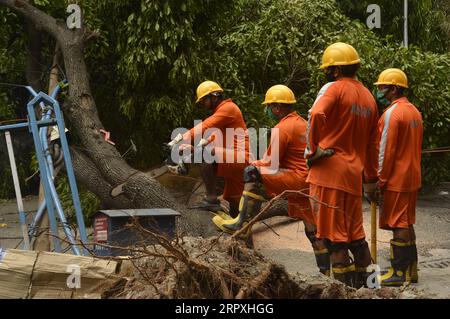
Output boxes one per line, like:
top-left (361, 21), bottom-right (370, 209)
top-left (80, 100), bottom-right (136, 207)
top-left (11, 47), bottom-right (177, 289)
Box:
top-left (252, 188), bottom-right (450, 298)
top-left (0, 197), bottom-right (88, 252)
top-left (0, 197), bottom-right (39, 250)
top-left (1, 187), bottom-right (449, 298)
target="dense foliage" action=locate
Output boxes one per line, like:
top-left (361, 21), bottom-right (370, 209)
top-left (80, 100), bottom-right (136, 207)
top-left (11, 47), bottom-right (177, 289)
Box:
top-left (0, 0), bottom-right (449, 203)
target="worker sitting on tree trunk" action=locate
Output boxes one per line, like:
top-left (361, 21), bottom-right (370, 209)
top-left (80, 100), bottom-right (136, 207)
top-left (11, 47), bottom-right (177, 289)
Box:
top-left (167, 81), bottom-right (250, 218)
top-left (213, 84), bottom-right (330, 276)
top-left (305, 43), bottom-right (379, 288)
top-left (369, 68), bottom-right (423, 286)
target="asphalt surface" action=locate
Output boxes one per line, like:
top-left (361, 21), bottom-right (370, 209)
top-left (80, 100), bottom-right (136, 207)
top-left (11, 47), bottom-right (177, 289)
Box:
top-left (1, 185), bottom-right (449, 298)
top-left (252, 185), bottom-right (450, 298)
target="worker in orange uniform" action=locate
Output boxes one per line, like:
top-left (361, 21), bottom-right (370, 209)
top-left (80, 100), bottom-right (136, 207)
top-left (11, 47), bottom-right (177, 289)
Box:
top-left (369, 68), bottom-right (422, 286)
top-left (168, 81), bottom-right (250, 217)
top-left (305, 43), bottom-right (379, 287)
top-left (213, 85), bottom-right (330, 276)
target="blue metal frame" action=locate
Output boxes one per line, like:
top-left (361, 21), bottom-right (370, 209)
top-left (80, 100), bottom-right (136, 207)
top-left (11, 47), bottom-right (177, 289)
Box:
top-left (0, 119), bottom-right (56, 132)
top-left (0, 82), bottom-right (88, 255)
top-left (52, 97), bottom-right (88, 253)
top-left (27, 94), bottom-right (62, 252)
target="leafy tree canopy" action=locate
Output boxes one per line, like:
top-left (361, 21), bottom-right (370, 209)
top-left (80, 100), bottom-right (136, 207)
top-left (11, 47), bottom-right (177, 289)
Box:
top-left (0, 0), bottom-right (449, 199)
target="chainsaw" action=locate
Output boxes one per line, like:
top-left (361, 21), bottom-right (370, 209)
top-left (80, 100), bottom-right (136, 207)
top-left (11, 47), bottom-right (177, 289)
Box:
top-left (164, 135), bottom-right (213, 175)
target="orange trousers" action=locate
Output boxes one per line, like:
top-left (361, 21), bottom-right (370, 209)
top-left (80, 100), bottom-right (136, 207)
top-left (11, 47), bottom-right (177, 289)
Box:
top-left (261, 168), bottom-right (314, 225)
top-left (214, 146), bottom-right (250, 208)
top-left (379, 190), bottom-right (417, 230)
top-left (309, 184), bottom-right (366, 243)
top-left (216, 162), bottom-right (248, 208)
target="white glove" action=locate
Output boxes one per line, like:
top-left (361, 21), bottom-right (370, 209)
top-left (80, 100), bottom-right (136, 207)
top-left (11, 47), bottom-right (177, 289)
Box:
top-left (167, 165), bottom-right (180, 175)
top-left (168, 133), bottom-right (183, 148)
top-left (197, 138), bottom-right (209, 148)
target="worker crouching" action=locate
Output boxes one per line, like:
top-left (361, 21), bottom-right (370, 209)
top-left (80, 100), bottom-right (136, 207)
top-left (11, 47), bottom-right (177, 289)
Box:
top-left (167, 81), bottom-right (250, 218)
top-left (213, 84), bottom-right (330, 276)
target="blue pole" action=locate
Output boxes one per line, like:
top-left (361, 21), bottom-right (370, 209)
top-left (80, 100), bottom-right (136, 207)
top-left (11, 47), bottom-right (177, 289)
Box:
top-left (52, 99), bottom-right (88, 255)
top-left (50, 81), bottom-right (65, 99)
top-left (24, 86), bottom-right (38, 97)
top-left (27, 100), bottom-right (61, 252)
top-left (44, 166), bottom-right (81, 255)
top-left (28, 200), bottom-right (46, 240)
top-left (38, 97), bottom-right (80, 255)
top-left (40, 109), bottom-right (55, 179)
top-left (0, 119), bottom-right (57, 132)
top-left (28, 83), bottom-right (62, 245)
top-left (0, 83), bottom-right (86, 254)
top-left (4, 131), bottom-right (31, 250)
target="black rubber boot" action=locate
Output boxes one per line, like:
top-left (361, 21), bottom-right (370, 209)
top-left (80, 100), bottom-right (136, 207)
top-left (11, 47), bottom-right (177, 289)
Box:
top-left (407, 241), bottom-right (418, 283)
top-left (332, 264), bottom-right (356, 287)
top-left (353, 266), bottom-right (369, 289)
top-left (347, 239), bottom-right (372, 288)
top-left (314, 248), bottom-right (331, 276)
top-left (380, 240), bottom-right (414, 287)
top-left (305, 231), bottom-right (331, 276)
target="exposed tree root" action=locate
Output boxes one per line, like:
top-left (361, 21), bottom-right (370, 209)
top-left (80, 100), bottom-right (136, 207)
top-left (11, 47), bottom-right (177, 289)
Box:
top-left (95, 228), bottom-right (420, 299)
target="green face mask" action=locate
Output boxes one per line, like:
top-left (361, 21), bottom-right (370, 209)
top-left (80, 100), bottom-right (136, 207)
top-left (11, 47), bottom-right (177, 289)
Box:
top-left (375, 88), bottom-right (391, 107)
top-left (265, 106), bottom-right (278, 121)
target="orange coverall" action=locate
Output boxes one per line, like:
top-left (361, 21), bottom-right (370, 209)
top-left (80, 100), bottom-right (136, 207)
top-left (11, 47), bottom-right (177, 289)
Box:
top-left (377, 97), bottom-right (423, 230)
top-left (252, 111), bottom-right (314, 224)
top-left (184, 99), bottom-right (250, 207)
top-left (305, 78), bottom-right (379, 242)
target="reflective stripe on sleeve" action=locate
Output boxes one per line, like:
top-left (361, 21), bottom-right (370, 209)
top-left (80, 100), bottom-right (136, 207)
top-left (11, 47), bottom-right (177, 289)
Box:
top-left (378, 103), bottom-right (398, 174)
top-left (305, 82), bottom-right (335, 157)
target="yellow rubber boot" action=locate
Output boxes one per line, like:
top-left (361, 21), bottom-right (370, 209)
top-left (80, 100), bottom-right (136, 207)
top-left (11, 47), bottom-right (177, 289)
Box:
top-left (212, 214), bottom-right (245, 234)
top-left (211, 215), bottom-right (253, 238)
top-left (214, 211), bottom-right (233, 221)
top-left (213, 191), bottom-right (264, 232)
top-left (380, 240), bottom-right (414, 287)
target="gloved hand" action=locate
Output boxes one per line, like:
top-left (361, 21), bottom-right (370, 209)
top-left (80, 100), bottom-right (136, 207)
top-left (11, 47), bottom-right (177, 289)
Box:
top-left (306, 147), bottom-right (334, 168)
top-left (197, 138), bottom-right (209, 148)
top-left (164, 133), bottom-right (184, 165)
top-left (168, 133), bottom-right (183, 147)
top-left (363, 182), bottom-right (379, 204)
top-left (197, 134), bottom-right (216, 148)
top-left (178, 143), bottom-right (194, 153)
top-left (167, 162), bottom-right (188, 175)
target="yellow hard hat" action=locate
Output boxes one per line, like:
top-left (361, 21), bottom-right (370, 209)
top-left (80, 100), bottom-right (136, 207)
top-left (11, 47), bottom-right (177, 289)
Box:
top-left (262, 84), bottom-right (296, 105)
top-left (320, 42), bottom-right (361, 69)
top-left (374, 68), bottom-right (409, 88)
top-left (195, 80), bottom-right (223, 103)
